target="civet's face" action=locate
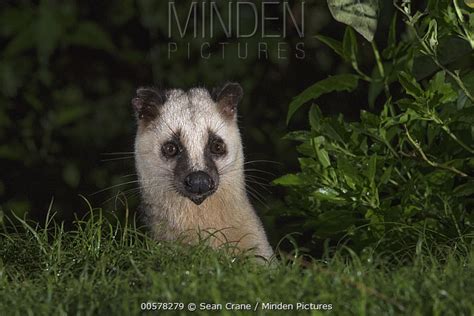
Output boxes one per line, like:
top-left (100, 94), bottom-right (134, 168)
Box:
top-left (133, 84), bottom-right (244, 205)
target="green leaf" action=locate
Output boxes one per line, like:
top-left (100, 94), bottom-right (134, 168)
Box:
top-left (37, 2), bottom-right (63, 65)
top-left (426, 171), bottom-right (452, 186)
top-left (453, 182), bottom-right (474, 197)
top-left (311, 138), bottom-right (331, 168)
top-left (314, 210), bottom-right (356, 237)
top-left (273, 174), bottom-right (303, 186)
top-left (343, 26), bottom-right (358, 66)
top-left (428, 71), bottom-right (457, 104)
top-left (327, 0), bottom-right (379, 42)
top-left (360, 110), bottom-right (380, 127)
top-left (309, 105), bottom-right (322, 131)
top-left (313, 188), bottom-right (345, 203)
top-left (398, 72), bottom-right (424, 99)
top-left (315, 35), bottom-right (345, 59)
top-left (367, 155), bottom-right (377, 187)
top-left (337, 157), bottom-right (359, 189)
top-left (282, 131), bottom-right (312, 142)
top-left (317, 148), bottom-right (331, 169)
top-left (297, 143), bottom-right (317, 158)
top-left (287, 74), bottom-right (359, 123)
top-left (421, 20), bottom-right (438, 53)
top-left (413, 37), bottom-right (471, 81)
top-left (379, 165), bottom-right (393, 185)
top-left (382, 12), bottom-right (398, 59)
top-left (298, 157), bottom-right (316, 169)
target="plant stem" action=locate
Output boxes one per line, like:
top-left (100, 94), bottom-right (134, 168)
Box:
top-left (371, 40), bottom-right (396, 116)
top-left (354, 68), bottom-right (373, 82)
top-left (431, 58), bottom-right (474, 103)
top-left (404, 125), bottom-right (468, 177)
top-left (371, 41), bottom-right (390, 99)
top-left (440, 125), bottom-right (474, 155)
top-left (430, 114), bottom-right (474, 154)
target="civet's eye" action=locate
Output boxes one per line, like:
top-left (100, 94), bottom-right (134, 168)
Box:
top-left (210, 139), bottom-right (226, 156)
top-left (162, 141), bottom-right (179, 158)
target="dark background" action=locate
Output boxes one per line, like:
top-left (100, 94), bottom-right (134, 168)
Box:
top-left (0, 0), bottom-right (396, 242)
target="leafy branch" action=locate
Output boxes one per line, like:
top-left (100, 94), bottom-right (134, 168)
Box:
top-left (404, 125), bottom-right (468, 177)
top-left (393, 0), bottom-right (474, 103)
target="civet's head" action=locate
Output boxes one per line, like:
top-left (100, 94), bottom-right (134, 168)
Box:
top-left (132, 83), bottom-right (244, 205)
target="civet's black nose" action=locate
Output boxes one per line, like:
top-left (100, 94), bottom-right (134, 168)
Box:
top-left (184, 171), bottom-right (215, 195)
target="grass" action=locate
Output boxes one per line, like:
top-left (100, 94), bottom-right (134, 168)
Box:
top-left (0, 208), bottom-right (473, 316)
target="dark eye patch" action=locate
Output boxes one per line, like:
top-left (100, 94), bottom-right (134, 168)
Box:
top-left (210, 139), bottom-right (226, 155)
top-left (161, 141), bottom-right (180, 158)
top-left (161, 131), bottom-right (183, 159)
top-left (207, 132), bottom-right (227, 157)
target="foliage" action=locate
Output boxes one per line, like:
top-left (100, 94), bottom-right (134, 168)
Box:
top-left (275, 0), bottom-right (474, 254)
top-left (327, 0), bottom-right (379, 41)
top-left (1, 208), bottom-right (473, 315)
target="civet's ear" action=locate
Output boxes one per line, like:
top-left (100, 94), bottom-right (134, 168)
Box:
top-left (131, 87), bottom-right (166, 122)
top-left (211, 82), bottom-right (243, 120)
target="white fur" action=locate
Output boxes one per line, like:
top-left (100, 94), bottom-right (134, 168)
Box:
top-left (135, 88), bottom-right (273, 259)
